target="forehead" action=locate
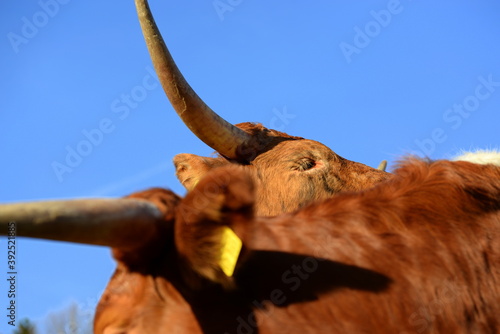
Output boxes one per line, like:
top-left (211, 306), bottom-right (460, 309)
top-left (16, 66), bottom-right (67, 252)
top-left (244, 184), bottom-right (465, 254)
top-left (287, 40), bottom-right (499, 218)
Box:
top-left (253, 139), bottom-right (337, 161)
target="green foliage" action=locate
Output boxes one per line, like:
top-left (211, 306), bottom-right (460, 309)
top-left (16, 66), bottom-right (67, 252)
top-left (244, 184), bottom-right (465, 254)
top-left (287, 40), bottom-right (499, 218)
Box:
top-left (12, 318), bottom-right (36, 334)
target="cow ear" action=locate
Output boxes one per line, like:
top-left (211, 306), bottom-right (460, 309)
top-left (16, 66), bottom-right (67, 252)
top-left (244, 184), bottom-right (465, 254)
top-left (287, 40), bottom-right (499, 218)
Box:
top-left (174, 165), bottom-right (254, 289)
top-left (113, 188), bottom-right (181, 263)
top-left (173, 153), bottom-right (229, 191)
top-left (126, 187), bottom-right (181, 223)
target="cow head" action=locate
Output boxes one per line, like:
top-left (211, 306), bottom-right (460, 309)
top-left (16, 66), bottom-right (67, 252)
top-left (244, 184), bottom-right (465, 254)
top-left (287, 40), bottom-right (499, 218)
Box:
top-left (135, 0), bottom-right (390, 216)
top-left (91, 167), bottom-right (252, 333)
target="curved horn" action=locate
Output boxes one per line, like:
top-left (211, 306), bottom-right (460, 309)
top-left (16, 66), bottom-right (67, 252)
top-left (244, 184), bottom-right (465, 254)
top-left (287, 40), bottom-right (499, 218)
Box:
top-left (0, 199), bottom-right (162, 250)
top-left (135, 0), bottom-right (253, 160)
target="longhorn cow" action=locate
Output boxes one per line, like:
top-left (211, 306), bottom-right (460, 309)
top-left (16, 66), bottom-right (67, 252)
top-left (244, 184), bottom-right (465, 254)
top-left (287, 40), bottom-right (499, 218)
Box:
top-left (2, 1), bottom-right (499, 333)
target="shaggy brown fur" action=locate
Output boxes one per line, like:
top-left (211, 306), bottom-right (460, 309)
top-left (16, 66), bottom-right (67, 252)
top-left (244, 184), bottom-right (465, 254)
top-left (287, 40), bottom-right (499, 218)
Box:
top-left (95, 158), bottom-right (500, 333)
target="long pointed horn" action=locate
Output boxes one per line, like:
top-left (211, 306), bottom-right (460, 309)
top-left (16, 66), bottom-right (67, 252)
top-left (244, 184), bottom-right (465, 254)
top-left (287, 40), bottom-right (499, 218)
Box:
top-left (135, 0), bottom-right (254, 160)
top-left (0, 199), bottom-right (162, 250)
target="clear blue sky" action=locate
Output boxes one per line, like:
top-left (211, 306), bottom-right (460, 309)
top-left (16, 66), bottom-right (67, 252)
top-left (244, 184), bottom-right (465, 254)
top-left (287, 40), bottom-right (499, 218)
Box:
top-left (1, 1), bottom-right (499, 332)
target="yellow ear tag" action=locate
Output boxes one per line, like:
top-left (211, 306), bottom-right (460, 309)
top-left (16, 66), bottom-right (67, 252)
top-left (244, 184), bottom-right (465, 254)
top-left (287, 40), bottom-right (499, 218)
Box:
top-left (219, 227), bottom-right (242, 277)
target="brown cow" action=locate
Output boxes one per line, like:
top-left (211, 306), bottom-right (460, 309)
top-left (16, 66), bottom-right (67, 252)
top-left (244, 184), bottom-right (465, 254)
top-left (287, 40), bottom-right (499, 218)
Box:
top-left (2, 155), bottom-right (498, 333)
top-left (3, 1), bottom-right (497, 332)
top-left (99, 156), bottom-right (500, 333)
top-left (134, 0), bottom-right (390, 216)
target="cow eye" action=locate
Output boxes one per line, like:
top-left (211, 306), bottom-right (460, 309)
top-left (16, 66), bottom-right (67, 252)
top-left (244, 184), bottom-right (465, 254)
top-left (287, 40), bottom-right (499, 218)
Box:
top-left (293, 158), bottom-right (316, 171)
